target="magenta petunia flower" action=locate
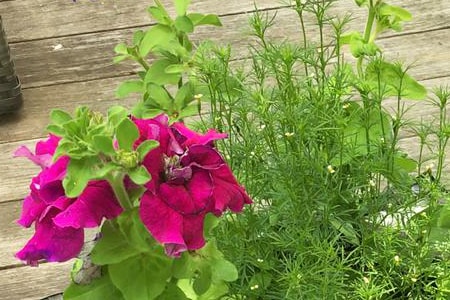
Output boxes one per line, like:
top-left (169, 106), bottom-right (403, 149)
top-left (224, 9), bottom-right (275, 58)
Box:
top-left (136, 117), bottom-right (252, 257)
top-left (15, 135), bottom-right (123, 265)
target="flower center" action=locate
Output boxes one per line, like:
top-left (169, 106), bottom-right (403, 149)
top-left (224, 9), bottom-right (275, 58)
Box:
top-left (164, 155), bottom-right (192, 185)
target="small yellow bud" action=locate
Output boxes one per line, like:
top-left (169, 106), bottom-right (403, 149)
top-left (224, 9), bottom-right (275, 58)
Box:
top-left (327, 165), bottom-right (335, 174)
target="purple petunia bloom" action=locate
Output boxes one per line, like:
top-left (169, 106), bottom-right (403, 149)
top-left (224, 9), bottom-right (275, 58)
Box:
top-left (136, 117), bottom-right (252, 257)
top-left (15, 135), bottom-right (123, 266)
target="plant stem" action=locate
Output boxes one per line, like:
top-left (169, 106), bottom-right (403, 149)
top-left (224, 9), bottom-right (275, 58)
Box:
top-left (107, 173), bottom-right (133, 210)
top-left (357, 1), bottom-right (376, 76)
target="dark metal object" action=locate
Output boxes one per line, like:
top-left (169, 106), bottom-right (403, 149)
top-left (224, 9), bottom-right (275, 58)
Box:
top-left (0, 16), bottom-right (23, 115)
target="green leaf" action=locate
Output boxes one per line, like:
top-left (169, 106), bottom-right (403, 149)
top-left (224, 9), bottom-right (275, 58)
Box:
top-left (46, 124), bottom-right (65, 136)
top-left (354, 0), bottom-right (367, 6)
top-left (178, 104), bottom-right (199, 119)
top-left (330, 217), bottom-right (359, 245)
top-left (203, 213), bottom-right (220, 239)
top-left (108, 250), bottom-right (172, 300)
top-left (113, 55), bottom-right (129, 64)
top-left (193, 265), bottom-right (212, 295)
top-left (197, 281), bottom-right (229, 300)
top-left (145, 59), bottom-right (182, 86)
top-left (92, 135), bottom-right (115, 155)
top-left (91, 163), bottom-right (118, 179)
top-left (63, 271), bottom-right (123, 300)
top-left (145, 83), bottom-right (173, 110)
top-left (174, 0), bottom-right (191, 16)
top-left (148, 6), bottom-right (171, 25)
top-left (380, 4), bottom-right (412, 21)
top-left (107, 106), bottom-right (129, 127)
top-left (136, 140), bottom-right (160, 162)
top-left (114, 43), bottom-right (129, 55)
top-left (365, 61), bottom-right (427, 100)
top-left (129, 166), bottom-right (152, 185)
top-left (211, 259), bottom-right (238, 282)
top-left (165, 64), bottom-right (186, 74)
top-left (394, 154), bottom-right (417, 172)
top-left (63, 158), bottom-right (95, 198)
top-left (172, 252), bottom-right (196, 279)
top-left (91, 220), bottom-right (142, 265)
top-left (133, 30), bottom-right (145, 46)
top-left (116, 118), bottom-right (139, 151)
top-left (156, 283), bottom-right (189, 300)
top-left (116, 209), bottom-right (155, 252)
top-left (187, 13), bottom-right (222, 26)
top-left (116, 80), bottom-right (144, 98)
top-left (174, 16), bottom-right (194, 33)
top-left (50, 109), bottom-right (72, 126)
top-left (174, 82), bottom-right (194, 110)
top-left (139, 24), bottom-right (175, 57)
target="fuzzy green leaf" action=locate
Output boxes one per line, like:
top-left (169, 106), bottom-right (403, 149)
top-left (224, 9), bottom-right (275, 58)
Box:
top-left (132, 30), bottom-right (145, 46)
top-left (114, 43), bottom-right (128, 55)
top-left (116, 80), bottom-right (144, 98)
top-left (175, 16), bottom-right (194, 33)
top-left (365, 61), bottom-right (427, 100)
top-left (46, 124), bottom-right (66, 136)
top-left (145, 59), bottom-right (182, 86)
top-left (146, 83), bottom-right (173, 110)
top-left (165, 64), bottom-right (186, 74)
top-left (136, 140), bottom-right (160, 162)
top-left (50, 109), bottom-right (72, 126)
top-left (156, 283), bottom-right (189, 300)
top-left (139, 24), bottom-right (175, 57)
top-left (107, 106), bottom-right (129, 127)
top-left (91, 220), bottom-right (142, 265)
top-left (174, 0), bottom-right (191, 16)
top-left (116, 118), bottom-right (139, 151)
top-left (108, 250), bottom-right (172, 300)
top-left (92, 135), bottom-right (115, 155)
top-left (187, 13), bottom-right (222, 26)
top-left (177, 104), bottom-right (199, 119)
top-left (148, 6), bottom-right (171, 25)
top-left (174, 82), bottom-right (194, 110)
top-left (193, 265), bottom-right (212, 295)
top-left (63, 271), bottom-right (123, 300)
top-left (63, 158), bottom-right (94, 198)
top-left (129, 166), bottom-right (152, 185)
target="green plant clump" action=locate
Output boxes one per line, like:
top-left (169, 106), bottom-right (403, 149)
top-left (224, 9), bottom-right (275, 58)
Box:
top-left (112, 0), bottom-right (450, 298)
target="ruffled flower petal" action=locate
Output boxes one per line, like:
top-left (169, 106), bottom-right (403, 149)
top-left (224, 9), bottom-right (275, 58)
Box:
top-left (140, 192), bottom-right (185, 252)
top-left (16, 210), bottom-right (84, 266)
top-left (171, 122), bottom-right (227, 148)
top-left (53, 181), bottom-right (122, 229)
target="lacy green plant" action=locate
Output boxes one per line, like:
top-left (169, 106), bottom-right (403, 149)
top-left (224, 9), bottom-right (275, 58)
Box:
top-left (14, 1), bottom-right (253, 299)
top-left (191, 0), bottom-right (450, 298)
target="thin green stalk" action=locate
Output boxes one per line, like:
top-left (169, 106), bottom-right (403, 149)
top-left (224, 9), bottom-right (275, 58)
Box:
top-left (357, 1), bottom-right (376, 76)
top-left (107, 173), bottom-right (133, 210)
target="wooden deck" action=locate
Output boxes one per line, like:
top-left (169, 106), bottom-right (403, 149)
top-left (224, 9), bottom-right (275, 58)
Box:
top-left (0, 0), bottom-right (448, 299)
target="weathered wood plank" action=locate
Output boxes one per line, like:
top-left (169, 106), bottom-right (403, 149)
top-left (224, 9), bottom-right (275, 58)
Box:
top-left (1, 0), bottom-right (447, 43)
top-left (0, 261), bottom-right (72, 300)
top-left (0, 76), bottom-right (138, 143)
top-left (8, 5), bottom-right (450, 89)
top-left (0, 0), bottom-right (287, 43)
top-left (2, 22), bottom-right (450, 144)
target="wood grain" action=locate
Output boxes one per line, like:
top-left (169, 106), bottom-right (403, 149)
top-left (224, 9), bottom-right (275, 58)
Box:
top-left (1, 0), bottom-right (447, 43)
top-left (0, 0), bottom-right (287, 42)
top-left (7, 3), bottom-right (450, 90)
top-left (1, 24), bottom-right (449, 143)
top-left (0, 261), bottom-right (72, 300)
